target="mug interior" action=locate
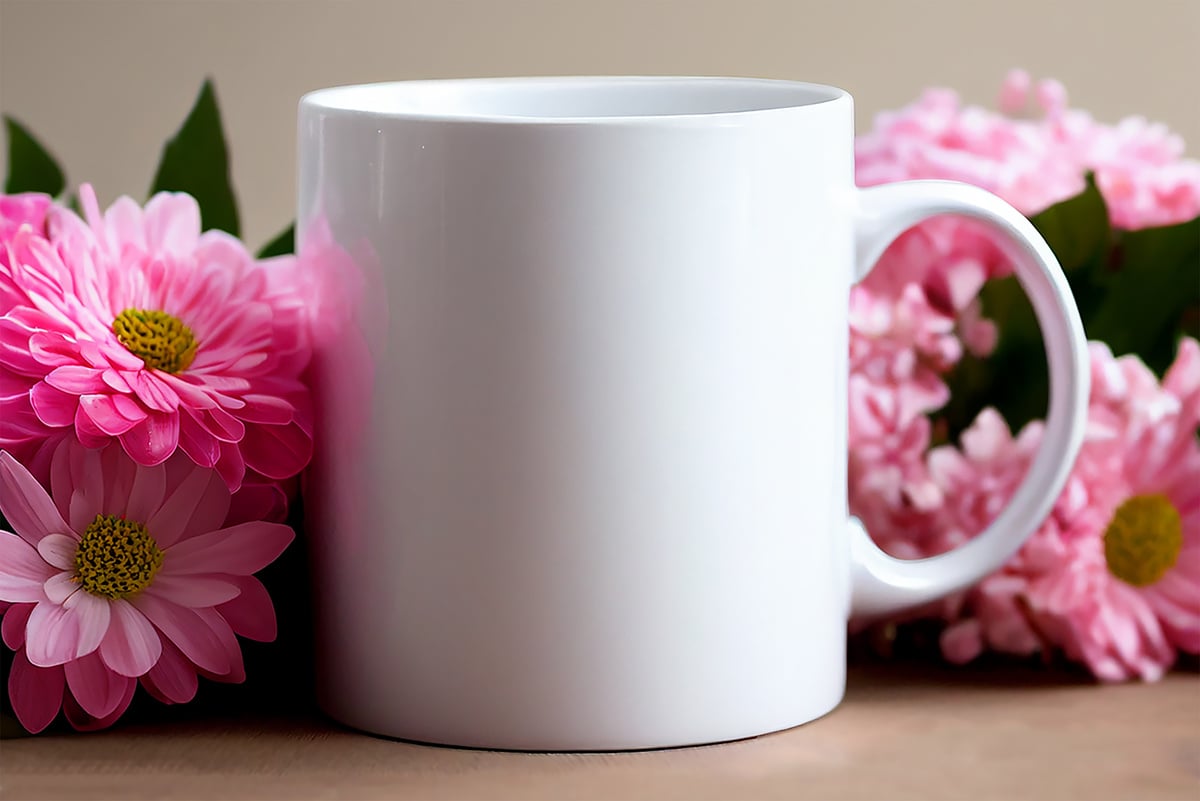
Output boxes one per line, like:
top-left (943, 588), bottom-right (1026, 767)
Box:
top-left (302, 76), bottom-right (846, 121)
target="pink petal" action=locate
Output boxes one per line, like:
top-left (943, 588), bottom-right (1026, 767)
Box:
top-left (2, 602), bottom-right (33, 648)
top-left (0, 330), bottom-right (44, 379)
top-left (62, 670), bottom-right (135, 732)
top-left (940, 619), bottom-right (984, 664)
top-left (98, 342), bottom-right (144, 371)
top-left (64, 589), bottom-right (111, 657)
top-left (1164, 338), bottom-right (1200, 402)
top-left (177, 410), bottom-right (221, 468)
top-left (132, 373), bottom-right (180, 413)
top-left (7, 650), bottom-right (64, 734)
top-left (27, 330), bottom-right (79, 368)
top-left (64, 651), bottom-right (130, 719)
top-left (176, 468), bottom-right (231, 541)
top-left (193, 607), bottom-right (245, 683)
top-left (25, 601), bottom-right (82, 666)
top-left (198, 406), bottom-right (246, 443)
top-left (119, 412), bottom-right (180, 466)
top-left (186, 372), bottom-right (253, 396)
top-left (162, 521), bottom-right (293, 576)
top-left (77, 338), bottom-right (118, 370)
top-left (144, 574), bottom-right (241, 607)
top-left (73, 402), bottom-right (112, 448)
top-left (97, 192), bottom-right (146, 252)
top-left (142, 191), bottom-right (201, 257)
top-left (101, 369), bottom-right (134, 393)
top-left (79, 394), bottom-right (142, 436)
top-left (146, 463), bottom-right (229, 549)
top-left (98, 598), bottom-right (162, 677)
top-left (226, 481), bottom-right (288, 525)
top-left (29, 381), bottom-right (78, 427)
top-left (66, 446), bottom-right (105, 532)
top-left (226, 352), bottom-right (269, 373)
top-left (0, 364), bottom-right (33, 400)
top-left (102, 388), bottom-right (145, 427)
top-left (215, 440), bottom-right (246, 490)
top-left (0, 532), bottom-right (55, 602)
top-left (36, 533), bottom-right (78, 570)
top-left (0, 451), bottom-right (72, 545)
top-left (98, 441), bottom-right (137, 516)
top-left (156, 372), bottom-right (218, 409)
top-left (241, 421), bottom-right (313, 480)
top-left (129, 592), bottom-right (231, 675)
top-left (45, 365), bottom-right (107, 394)
top-left (236, 394), bottom-right (294, 425)
top-left (124, 460), bottom-right (167, 522)
top-left (48, 436), bottom-right (76, 523)
top-left (216, 575), bottom-right (276, 641)
top-left (140, 639), bottom-right (198, 704)
top-left (43, 571), bottom-right (80, 604)
top-left (0, 403), bottom-right (49, 445)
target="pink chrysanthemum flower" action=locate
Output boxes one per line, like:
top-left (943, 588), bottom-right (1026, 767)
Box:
top-left (0, 185), bottom-right (313, 489)
top-left (931, 340), bottom-right (1200, 681)
top-left (0, 437), bottom-right (293, 731)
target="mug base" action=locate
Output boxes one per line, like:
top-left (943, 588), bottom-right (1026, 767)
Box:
top-left (316, 689), bottom-right (845, 753)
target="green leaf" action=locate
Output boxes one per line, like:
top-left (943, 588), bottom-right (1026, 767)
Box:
top-left (257, 223), bottom-right (294, 258)
top-left (942, 182), bottom-right (1199, 438)
top-left (1028, 174), bottom-right (1110, 275)
top-left (1087, 215), bottom-right (1200, 374)
top-left (943, 180), bottom-right (1110, 436)
top-left (942, 275), bottom-right (1049, 437)
top-left (149, 79), bottom-right (240, 237)
top-left (4, 116), bottom-right (65, 195)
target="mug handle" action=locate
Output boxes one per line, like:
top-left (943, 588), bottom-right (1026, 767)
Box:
top-left (848, 180), bottom-right (1090, 617)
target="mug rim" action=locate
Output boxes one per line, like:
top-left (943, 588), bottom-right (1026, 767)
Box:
top-left (299, 75), bottom-right (850, 125)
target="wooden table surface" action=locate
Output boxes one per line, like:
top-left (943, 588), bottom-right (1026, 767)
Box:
top-left (4, 662), bottom-right (1198, 801)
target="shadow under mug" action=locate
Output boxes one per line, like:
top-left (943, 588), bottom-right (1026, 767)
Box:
top-left (298, 76), bottom-right (1089, 751)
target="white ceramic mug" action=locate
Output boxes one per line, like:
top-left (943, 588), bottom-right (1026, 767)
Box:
top-left (298, 77), bottom-right (1089, 751)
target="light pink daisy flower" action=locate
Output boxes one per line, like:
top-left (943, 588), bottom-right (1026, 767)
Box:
top-left (930, 340), bottom-right (1200, 681)
top-left (0, 185), bottom-right (313, 489)
top-left (0, 437), bottom-right (292, 732)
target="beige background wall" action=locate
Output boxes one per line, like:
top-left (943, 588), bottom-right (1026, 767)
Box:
top-left (1, 0), bottom-right (1197, 248)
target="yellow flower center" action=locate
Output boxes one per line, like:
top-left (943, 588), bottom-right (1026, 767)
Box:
top-left (73, 514), bottom-right (164, 600)
top-left (1103, 494), bottom-right (1183, 588)
top-left (112, 308), bottom-right (198, 373)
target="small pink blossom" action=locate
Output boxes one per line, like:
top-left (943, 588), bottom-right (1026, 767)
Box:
top-left (0, 437), bottom-right (292, 732)
top-left (0, 185), bottom-right (315, 489)
top-left (847, 283), bottom-right (960, 554)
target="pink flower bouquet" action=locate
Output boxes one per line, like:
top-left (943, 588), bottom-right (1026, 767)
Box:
top-left (2, 83), bottom-right (319, 733)
top-left (1, 71), bottom-right (1197, 734)
top-left (848, 71), bottom-right (1199, 680)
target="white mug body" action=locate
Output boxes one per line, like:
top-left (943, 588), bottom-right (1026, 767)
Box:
top-left (298, 77), bottom-right (1088, 750)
